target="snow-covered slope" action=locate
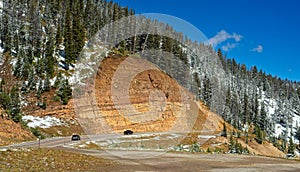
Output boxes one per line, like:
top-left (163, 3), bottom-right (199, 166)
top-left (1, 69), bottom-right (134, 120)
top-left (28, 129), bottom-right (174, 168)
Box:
top-left (260, 92), bottom-right (300, 141)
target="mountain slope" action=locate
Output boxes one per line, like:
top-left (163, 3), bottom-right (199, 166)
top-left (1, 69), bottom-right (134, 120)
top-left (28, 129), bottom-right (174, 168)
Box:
top-left (0, 108), bottom-right (34, 146)
top-left (75, 55), bottom-right (285, 157)
top-left (0, 0), bottom-right (298, 157)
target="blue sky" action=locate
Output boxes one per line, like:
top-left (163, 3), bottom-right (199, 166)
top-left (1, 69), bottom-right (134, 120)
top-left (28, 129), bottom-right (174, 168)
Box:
top-left (113, 0), bottom-right (300, 81)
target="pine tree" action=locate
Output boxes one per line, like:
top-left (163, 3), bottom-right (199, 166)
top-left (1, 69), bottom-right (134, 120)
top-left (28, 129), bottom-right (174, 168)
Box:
top-left (295, 127), bottom-right (300, 142)
top-left (55, 20), bottom-right (63, 47)
top-left (84, 0), bottom-right (93, 37)
top-left (44, 75), bottom-right (51, 92)
top-left (28, 69), bottom-right (36, 91)
top-left (35, 57), bottom-right (44, 78)
top-left (243, 92), bottom-right (249, 124)
top-left (162, 36), bottom-right (173, 53)
top-left (297, 88), bottom-right (300, 99)
top-left (45, 36), bottom-right (56, 77)
top-left (254, 125), bottom-right (264, 144)
top-left (14, 53), bottom-right (22, 77)
top-left (0, 78), bottom-right (5, 92)
top-left (9, 86), bottom-right (21, 123)
top-left (2, 8), bottom-right (11, 53)
top-left (221, 123), bottom-right (227, 137)
top-left (245, 133), bottom-right (249, 144)
top-left (20, 53), bottom-right (31, 79)
top-left (252, 93), bottom-right (259, 125)
top-left (41, 97), bottom-right (47, 110)
top-left (64, 1), bottom-right (73, 66)
top-left (223, 87), bottom-right (231, 121)
top-left (21, 81), bottom-right (28, 94)
top-left (217, 48), bottom-right (226, 68)
top-left (202, 75), bottom-right (212, 106)
top-left (192, 73), bottom-right (201, 99)
top-left (36, 79), bottom-right (43, 99)
top-left (0, 91), bottom-right (11, 110)
top-left (217, 48), bottom-right (223, 59)
top-left (57, 78), bottom-right (72, 105)
top-left (53, 72), bottom-right (62, 89)
top-left (229, 134), bottom-right (235, 153)
top-left (72, 1), bottom-right (86, 61)
top-left (287, 137), bottom-right (295, 155)
top-left (259, 102), bottom-right (267, 131)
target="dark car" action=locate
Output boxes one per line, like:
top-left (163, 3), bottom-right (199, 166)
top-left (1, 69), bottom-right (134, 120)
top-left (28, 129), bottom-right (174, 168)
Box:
top-left (71, 134), bottom-right (81, 141)
top-left (124, 130), bottom-right (133, 135)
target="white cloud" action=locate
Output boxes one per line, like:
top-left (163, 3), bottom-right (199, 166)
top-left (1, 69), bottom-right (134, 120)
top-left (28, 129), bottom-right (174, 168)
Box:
top-left (221, 43), bottom-right (238, 52)
top-left (250, 45), bottom-right (263, 53)
top-left (208, 30), bottom-right (243, 47)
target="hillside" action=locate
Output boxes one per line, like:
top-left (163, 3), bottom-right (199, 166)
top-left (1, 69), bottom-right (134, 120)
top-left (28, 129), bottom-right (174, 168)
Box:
top-left (73, 55), bottom-right (286, 158)
top-left (0, 108), bottom-right (34, 146)
top-left (0, 49), bottom-right (288, 158)
top-left (0, 0), bottom-right (299, 159)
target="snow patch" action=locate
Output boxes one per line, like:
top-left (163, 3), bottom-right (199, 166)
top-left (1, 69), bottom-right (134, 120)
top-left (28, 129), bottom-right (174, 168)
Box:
top-left (198, 135), bottom-right (216, 139)
top-left (258, 91), bottom-right (277, 118)
top-left (50, 76), bottom-right (57, 86)
top-left (0, 46), bottom-right (3, 54)
top-left (22, 115), bottom-right (63, 128)
top-left (10, 58), bottom-right (17, 66)
top-left (0, 148), bottom-right (7, 152)
top-left (69, 45), bottom-right (108, 86)
top-left (20, 100), bottom-right (28, 107)
top-left (274, 124), bottom-right (285, 138)
top-left (0, 1), bottom-right (3, 13)
top-left (292, 114), bottom-right (300, 129)
top-left (266, 98), bottom-right (277, 115)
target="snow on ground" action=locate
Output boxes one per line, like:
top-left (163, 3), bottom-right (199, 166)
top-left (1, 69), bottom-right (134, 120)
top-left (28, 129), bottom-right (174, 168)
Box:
top-left (0, 148), bottom-right (7, 152)
top-left (0, 44), bottom-right (5, 66)
top-left (171, 143), bottom-right (201, 152)
top-left (20, 100), bottom-right (28, 107)
top-left (266, 98), bottom-right (277, 115)
top-left (68, 63), bottom-right (94, 86)
top-left (22, 115), bottom-right (63, 128)
top-left (258, 91), bottom-right (300, 141)
top-left (292, 114), bottom-right (300, 129)
top-left (68, 141), bottom-right (98, 149)
top-left (0, 1), bottom-right (3, 13)
top-left (259, 91), bottom-right (277, 118)
top-left (241, 124), bottom-right (250, 133)
top-left (198, 135), bottom-right (216, 139)
top-left (50, 76), bottom-right (57, 86)
top-left (167, 133), bottom-right (182, 139)
top-left (274, 124), bottom-right (285, 138)
top-left (292, 113), bottom-right (300, 144)
top-left (10, 58), bottom-right (17, 66)
top-left (68, 44), bottom-right (108, 86)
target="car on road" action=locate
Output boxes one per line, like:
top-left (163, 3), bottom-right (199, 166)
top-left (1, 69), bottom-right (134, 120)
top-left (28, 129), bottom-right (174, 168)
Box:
top-left (285, 153), bottom-right (295, 158)
top-left (124, 130), bottom-right (133, 135)
top-left (71, 134), bottom-right (81, 141)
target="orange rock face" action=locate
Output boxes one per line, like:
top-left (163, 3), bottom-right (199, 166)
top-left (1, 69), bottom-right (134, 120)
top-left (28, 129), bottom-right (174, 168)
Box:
top-left (73, 55), bottom-right (221, 135)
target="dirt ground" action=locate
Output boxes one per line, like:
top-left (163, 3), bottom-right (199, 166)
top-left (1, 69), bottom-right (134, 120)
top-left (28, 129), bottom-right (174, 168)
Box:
top-left (95, 152), bottom-right (300, 172)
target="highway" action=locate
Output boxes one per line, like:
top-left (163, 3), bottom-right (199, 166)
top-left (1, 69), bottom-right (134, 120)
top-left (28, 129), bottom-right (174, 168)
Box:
top-left (1, 134), bottom-right (300, 171)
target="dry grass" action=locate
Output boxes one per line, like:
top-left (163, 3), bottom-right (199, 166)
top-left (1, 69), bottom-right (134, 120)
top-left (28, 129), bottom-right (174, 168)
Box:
top-left (0, 148), bottom-right (116, 171)
top-left (39, 123), bottom-right (85, 137)
top-left (0, 118), bottom-right (35, 146)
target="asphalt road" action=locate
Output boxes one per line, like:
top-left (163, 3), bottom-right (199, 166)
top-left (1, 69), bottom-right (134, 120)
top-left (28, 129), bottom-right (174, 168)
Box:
top-left (1, 134), bottom-right (300, 172)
